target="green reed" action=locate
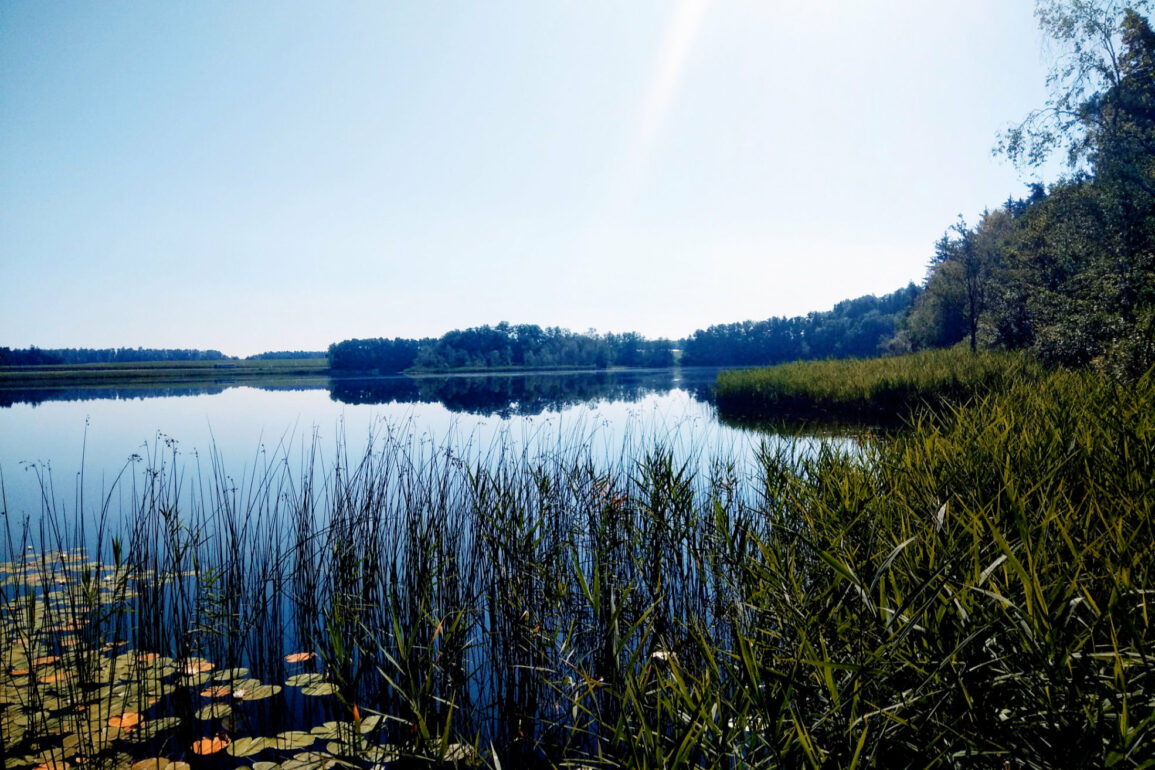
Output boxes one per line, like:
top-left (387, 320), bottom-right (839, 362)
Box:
top-left (714, 346), bottom-right (1040, 423)
top-left (1, 360), bottom-right (1152, 768)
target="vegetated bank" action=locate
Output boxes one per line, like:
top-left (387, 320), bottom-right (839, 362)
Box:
top-left (713, 346), bottom-right (1040, 424)
top-left (0, 357), bottom-right (330, 389)
top-left (3, 349), bottom-right (1151, 769)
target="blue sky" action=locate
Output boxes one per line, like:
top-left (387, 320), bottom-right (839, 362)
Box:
top-left (2, 1), bottom-right (1060, 356)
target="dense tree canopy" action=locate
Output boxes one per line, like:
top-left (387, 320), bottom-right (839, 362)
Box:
top-left (681, 285), bottom-right (920, 367)
top-left (912, 2), bottom-right (1155, 378)
top-left (0, 347), bottom-right (231, 366)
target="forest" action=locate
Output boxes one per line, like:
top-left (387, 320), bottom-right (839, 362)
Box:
top-left (900, 6), bottom-right (1155, 380)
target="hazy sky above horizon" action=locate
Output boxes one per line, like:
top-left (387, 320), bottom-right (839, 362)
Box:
top-left (2, 1), bottom-right (1064, 357)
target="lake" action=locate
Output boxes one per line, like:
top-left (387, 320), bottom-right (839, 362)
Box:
top-left (0, 368), bottom-right (804, 545)
top-left (0, 367), bottom-right (848, 768)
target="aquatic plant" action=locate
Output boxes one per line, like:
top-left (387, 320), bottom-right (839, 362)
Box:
top-left (1, 362), bottom-right (1151, 768)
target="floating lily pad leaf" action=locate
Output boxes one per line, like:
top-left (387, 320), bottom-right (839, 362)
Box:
top-left (195, 702), bottom-right (232, 721)
top-left (300, 682), bottom-right (338, 697)
top-left (137, 716), bottom-right (182, 738)
top-left (32, 758), bottom-right (72, 770)
top-left (200, 685), bottom-right (232, 698)
top-left (324, 740), bottom-right (396, 760)
top-left (238, 683), bottom-right (281, 701)
top-left (179, 673), bottom-right (213, 688)
top-left (310, 721), bottom-right (344, 740)
top-left (227, 736), bottom-right (271, 757)
top-left (229, 677), bottom-right (263, 690)
top-left (191, 735), bottom-right (230, 755)
top-left (284, 652), bottom-right (316, 664)
top-left (251, 763), bottom-right (282, 770)
top-left (359, 715), bottom-right (382, 734)
top-left (280, 752), bottom-right (337, 770)
top-left (130, 759), bottom-right (189, 770)
top-left (213, 667), bottom-right (250, 682)
top-left (285, 673), bottom-right (325, 687)
top-left (180, 659), bottom-right (214, 675)
top-left (361, 744), bottom-right (399, 764)
top-left (271, 731), bottom-right (316, 751)
top-left (108, 712), bottom-right (142, 730)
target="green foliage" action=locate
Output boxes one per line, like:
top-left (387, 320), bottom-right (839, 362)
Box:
top-left (716, 365), bottom-right (1155, 767)
top-left (911, 3), bottom-right (1155, 376)
top-left (714, 347), bottom-right (1039, 423)
top-left (682, 285), bottom-right (920, 367)
top-left (997, 0), bottom-right (1154, 174)
top-left (327, 324), bottom-right (676, 373)
top-left (5, 357), bottom-right (1152, 768)
top-left (327, 336), bottom-right (427, 372)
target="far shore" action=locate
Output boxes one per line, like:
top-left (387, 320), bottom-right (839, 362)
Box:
top-left (0, 359), bottom-right (716, 390)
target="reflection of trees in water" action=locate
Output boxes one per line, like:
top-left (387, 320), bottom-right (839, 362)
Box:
top-left (1, 369), bottom-right (722, 415)
top-left (0, 386), bottom-right (231, 408)
top-left (329, 370), bottom-right (718, 417)
top-left (0, 383), bottom-right (323, 409)
top-left (326, 377), bottom-right (421, 405)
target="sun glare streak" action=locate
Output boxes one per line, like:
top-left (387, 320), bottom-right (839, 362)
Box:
top-left (636, 0), bottom-right (712, 158)
top-left (606, 0), bottom-right (713, 223)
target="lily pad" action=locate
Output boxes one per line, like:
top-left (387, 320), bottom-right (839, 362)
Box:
top-left (285, 673), bottom-right (325, 687)
top-left (131, 758), bottom-right (189, 770)
top-left (301, 681), bottom-right (338, 697)
top-left (135, 716), bottom-right (182, 738)
top-left (179, 672), bottom-right (214, 688)
top-left (213, 667), bottom-right (250, 682)
top-left (237, 683), bottom-right (282, 701)
top-left (195, 702), bottom-right (233, 721)
top-left (191, 735), bottom-right (230, 755)
top-left (280, 752), bottom-right (337, 770)
top-left (310, 721), bottom-right (345, 741)
top-left (359, 715), bottom-right (383, 734)
top-left (271, 731), bottom-right (316, 751)
top-left (227, 735), bottom-right (271, 757)
top-left (180, 658), bottom-right (214, 675)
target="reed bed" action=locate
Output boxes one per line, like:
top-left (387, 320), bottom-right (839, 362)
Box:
top-left (714, 347), bottom-right (1040, 422)
top-left (1, 363), bottom-right (1152, 769)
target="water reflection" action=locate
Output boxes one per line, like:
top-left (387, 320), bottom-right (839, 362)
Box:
top-left (2, 368), bottom-right (721, 416)
top-left (330, 368), bottom-right (717, 416)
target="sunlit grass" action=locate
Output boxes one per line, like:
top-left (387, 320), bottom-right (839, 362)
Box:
top-left (714, 346), bottom-right (1041, 422)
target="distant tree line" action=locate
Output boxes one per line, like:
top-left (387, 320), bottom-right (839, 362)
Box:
top-left (329, 325), bottom-right (676, 373)
top-left (327, 289), bottom-right (923, 375)
top-left (328, 338), bottom-right (429, 372)
top-left (899, 4), bottom-right (1155, 380)
top-left (0, 347), bottom-right (231, 366)
top-left (245, 350), bottom-right (327, 360)
top-left (681, 285), bottom-right (920, 367)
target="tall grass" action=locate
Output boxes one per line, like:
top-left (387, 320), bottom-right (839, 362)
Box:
top-left (715, 347), bottom-right (1041, 423)
top-left (1, 360), bottom-right (1152, 768)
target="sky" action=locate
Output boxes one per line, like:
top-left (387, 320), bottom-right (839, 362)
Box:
top-left (1, 1), bottom-right (1065, 357)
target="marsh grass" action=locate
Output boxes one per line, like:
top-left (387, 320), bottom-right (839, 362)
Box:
top-left (1, 361), bottom-right (1152, 768)
top-left (714, 347), bottom-right (1040, 423)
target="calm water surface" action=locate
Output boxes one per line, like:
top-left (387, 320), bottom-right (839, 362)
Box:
top-left (0, 368), bottom-right (802, 536)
